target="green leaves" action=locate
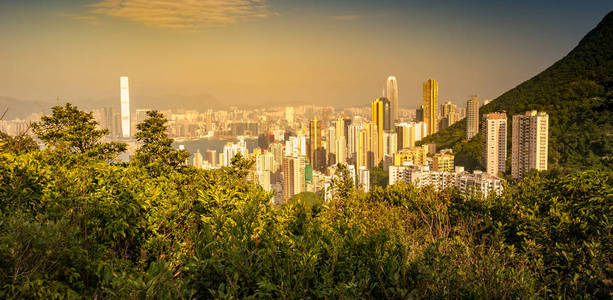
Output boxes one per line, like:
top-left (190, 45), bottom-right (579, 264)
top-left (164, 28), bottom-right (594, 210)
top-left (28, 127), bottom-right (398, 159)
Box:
top-left (132, 110), bottom-right (190, 177)
top-left (31, 103), bottom-right (126, 160)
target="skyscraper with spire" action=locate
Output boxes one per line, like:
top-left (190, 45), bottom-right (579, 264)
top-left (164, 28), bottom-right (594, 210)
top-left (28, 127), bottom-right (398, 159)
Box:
top-left (386, 76), bottom-right (398, 122)
top-left (423, 79), bottom-right (438, 136)
top-left (120, 76), bottom-right (130, 138)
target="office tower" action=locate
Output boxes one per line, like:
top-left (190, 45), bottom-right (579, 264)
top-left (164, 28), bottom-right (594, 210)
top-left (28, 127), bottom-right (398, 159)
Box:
top-left (466, 95), bottom-right (479, 140)
top-left (205, 149), bottom-right (217, 167)
top-left (120, 76), bottom-right (130, 138)
top-left (283, 156), bottom-right (306, 201)
top-left (433, 153), bottom-right (455, 173)
top-left (440, 101), bottom-right (458, 130)
top-left (482, 112), bottom-right (508, 176)
top-left (309, 117), bottom-right (326, 170)
top-left (416, 105), bottom-right (424, 122)
top-left (512, 111), bottom-right (549, 179)
top-left (423, 79), bottom-right (438, 136)
top-left (285, 107), bottom-right (294, 124)
top-left (193, 149), bottom-right (203, 169)
top-left (386, 76), bottom-right (399, 122)
top-left (371, 97), bottom-right (391, 164)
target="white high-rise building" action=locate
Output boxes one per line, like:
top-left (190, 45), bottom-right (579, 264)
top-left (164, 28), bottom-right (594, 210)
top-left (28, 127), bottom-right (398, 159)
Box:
top-left (386, 76), bottom-right (399, 122)
top-left (120, 76), bottom-right (130, 138)
top-left (482, 112), bottom-right (507, 176)
top-left (512, 111), bottom-right (549, 179)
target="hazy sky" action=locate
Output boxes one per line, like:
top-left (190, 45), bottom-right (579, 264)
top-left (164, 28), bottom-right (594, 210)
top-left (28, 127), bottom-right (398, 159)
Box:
top-left (1, 0), bottom-right (612, 109)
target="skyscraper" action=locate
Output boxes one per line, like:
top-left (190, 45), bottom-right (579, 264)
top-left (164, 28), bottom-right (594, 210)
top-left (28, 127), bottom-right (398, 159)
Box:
top-left (440, 101), bottom-right (458, 130)
top-left (482, 112), bottom-right (507, 176)
top-left (466, 95), bottom-right (479, 140)
top-left (371, 97), bottom-right (391, 164)
top-left (423, 79), bottom-right (438, 136)
top-left (120, 76), bottom-right (130, 138)
top-left (386, 76), bottom-right (399, 122)
top-left (308, 117), bottom-right (325, 170)
top-left (416, 105), bottom-right (424, 122)
top-left (283, 156), bottom-right (306, 201)
top-left (512, 111), bottom-right (549, 179)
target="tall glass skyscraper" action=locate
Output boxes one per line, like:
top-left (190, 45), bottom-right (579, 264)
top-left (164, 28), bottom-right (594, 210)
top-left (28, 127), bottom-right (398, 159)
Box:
top-left (120, 76), bottom-right (130, 138)
top-left (423, 79), bottom-right (438, 136)
top-left (386, 76), bottom-right (398, 122)
top-left (372, 97), bottom-right (391, 165)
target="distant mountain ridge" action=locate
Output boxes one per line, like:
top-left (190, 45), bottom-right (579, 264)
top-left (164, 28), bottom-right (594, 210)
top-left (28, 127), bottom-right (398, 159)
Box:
top-left (421, 10), bottom-right (613, 172)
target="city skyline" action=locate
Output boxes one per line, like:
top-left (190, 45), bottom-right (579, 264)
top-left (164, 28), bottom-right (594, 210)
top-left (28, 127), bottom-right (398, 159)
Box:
top-left (1, 1), bottom-right (612, 111)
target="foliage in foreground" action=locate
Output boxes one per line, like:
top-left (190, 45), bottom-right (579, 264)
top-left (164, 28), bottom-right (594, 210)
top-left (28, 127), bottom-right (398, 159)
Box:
top-left (0, 103), bottom-right (611, 299)
top-left (0, 151), bottom-right (611, 298)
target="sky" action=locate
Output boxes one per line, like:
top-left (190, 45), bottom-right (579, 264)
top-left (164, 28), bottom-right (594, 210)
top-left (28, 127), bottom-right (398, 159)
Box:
top-left (1, 0), bottom-right (612, 110)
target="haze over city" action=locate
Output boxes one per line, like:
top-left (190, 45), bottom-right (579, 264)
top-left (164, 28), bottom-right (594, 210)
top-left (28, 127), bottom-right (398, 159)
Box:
top-left (2, 0), bottom-right (612, 110)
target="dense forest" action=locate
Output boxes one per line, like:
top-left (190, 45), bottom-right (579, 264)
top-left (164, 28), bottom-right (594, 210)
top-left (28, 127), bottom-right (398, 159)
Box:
top-left (1, 103), bottom-right (612, 298)
top-left (420, 11), bottom-right (613, 172)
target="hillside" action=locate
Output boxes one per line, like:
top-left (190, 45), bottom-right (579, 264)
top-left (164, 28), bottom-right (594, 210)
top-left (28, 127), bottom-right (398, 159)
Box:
top-left (421, 11), bottom-right (613, 172)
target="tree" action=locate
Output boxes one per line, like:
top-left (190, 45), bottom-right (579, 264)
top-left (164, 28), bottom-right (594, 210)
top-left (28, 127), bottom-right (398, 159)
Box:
top-left (132, 110), bottom-right (190, 176)
top-left (31, 103), bottom-right (126, 159)
top-left (0, 131), bottom-right (38, 154)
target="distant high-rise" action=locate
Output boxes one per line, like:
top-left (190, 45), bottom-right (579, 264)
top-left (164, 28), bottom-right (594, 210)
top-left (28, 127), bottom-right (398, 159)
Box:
top-left (416, 105), bottom-right (424, 122)
top-left (482, 112), bottom-right (507, 176)
top-left (285, 107), bottom-right (294, 124)
top-left (135, 109), bottom-right (150, 126)
top-left (193, 149), bottom-right (203, 169)
top-left (102, 107), bottom-right (114, 137)
top-left (283, 156), bottom-right (306, 201)
top-left (423, 79), bottom-right (438, 136)
top-left (205, 149), bottom-right (217, 167)
top-left (440, 101), bottom-right (458, 130)
top-left (512, 111), bottom-right (549, 179)
top-left (466, 95), bottom-right (479, 140)
top-left (371, 97), bottom-right (391, 164)
top-left (386, 76), bottom-right (399, 122)
top-left (120, 76), bottom-right (130, 138)
top-left (308, 117), bottom-right (325, 170)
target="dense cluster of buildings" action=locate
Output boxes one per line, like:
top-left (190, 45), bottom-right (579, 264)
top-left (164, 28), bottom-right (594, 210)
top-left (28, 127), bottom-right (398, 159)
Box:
top-left (1, 76), bottom-right (550, 203)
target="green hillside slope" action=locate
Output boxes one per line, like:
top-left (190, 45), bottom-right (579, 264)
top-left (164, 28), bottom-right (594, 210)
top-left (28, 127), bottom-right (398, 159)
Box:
top-left (421, 11), bottom-right (613, 172)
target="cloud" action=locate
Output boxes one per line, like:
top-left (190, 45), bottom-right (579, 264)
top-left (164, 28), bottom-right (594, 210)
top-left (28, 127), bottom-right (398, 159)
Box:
top-left (57, 12), bottom-right (102, 25)
top-left (80, 0), bottom-right (275, 30)
top-left (331, 15), bottom-right (363, 21)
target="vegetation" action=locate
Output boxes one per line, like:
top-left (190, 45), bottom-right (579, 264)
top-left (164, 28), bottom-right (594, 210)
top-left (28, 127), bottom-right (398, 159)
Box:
top-left (0, 103), bottom-right (611, 299)
top-left (420, 11), bottom-right (613, 172)
top-left (288, 192), bottom-right (323, 208)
